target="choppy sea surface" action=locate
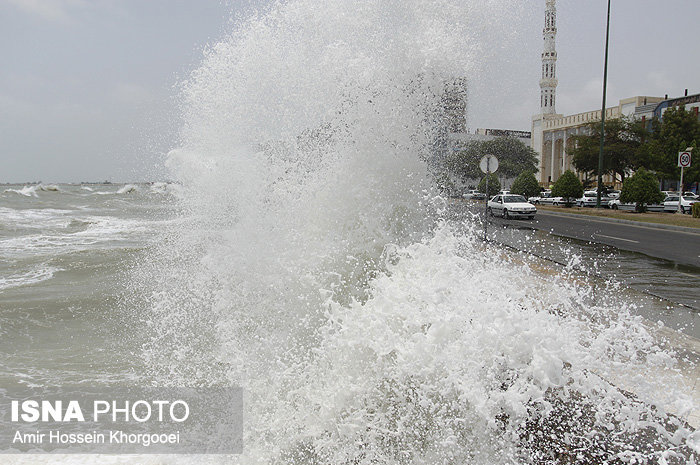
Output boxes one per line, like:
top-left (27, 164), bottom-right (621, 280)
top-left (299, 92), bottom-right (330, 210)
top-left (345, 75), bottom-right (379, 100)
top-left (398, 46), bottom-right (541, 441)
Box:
top-left (2, 182), bottom-right (699, 464)
top-left (0, 183), bottom-right (176, 390)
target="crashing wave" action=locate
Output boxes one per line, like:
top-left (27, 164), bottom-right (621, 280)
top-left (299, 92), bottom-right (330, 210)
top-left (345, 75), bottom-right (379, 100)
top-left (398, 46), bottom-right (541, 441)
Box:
top-left (116, 184), bottom-right (139, 194)
top-left (3, 184), bottom-right (61, 196)
top-left (129, 0), bottom-right (698, 463)
top-left (4, 185), bottom-right (39, 197)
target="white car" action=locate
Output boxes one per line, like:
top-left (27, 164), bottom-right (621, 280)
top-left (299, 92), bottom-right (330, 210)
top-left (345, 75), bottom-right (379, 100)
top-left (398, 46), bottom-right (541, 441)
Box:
top-left (576, 190), bottom-right (612, 207)
top-left (543, 195), bottom-right (566, 206)
top-left (463, 190), bottom-right (486, 200)
top-left (528, 190), bottom-right (551, 204)
top-left (488, 194), bottom-right (537, 219)
top-left (608, 199), bottom-right (635, 211)
top-left (608, 199), bottom-right (665, 212)
top-left (663, 195), bottom-right (696, 214)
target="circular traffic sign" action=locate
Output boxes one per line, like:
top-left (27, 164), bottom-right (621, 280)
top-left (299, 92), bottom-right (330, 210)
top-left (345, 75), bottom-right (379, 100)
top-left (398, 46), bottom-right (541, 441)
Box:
top-left (679, 151), bottom-right (691, 168)
top-left (479, 155), bottom-right (498, 174)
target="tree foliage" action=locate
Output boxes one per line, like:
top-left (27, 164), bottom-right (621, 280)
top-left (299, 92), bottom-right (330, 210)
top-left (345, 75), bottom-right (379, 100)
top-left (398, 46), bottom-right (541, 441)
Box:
top-left (642, 106), bottom-right (700, 189)
top-left (478, 173), bottom-right (500, 197)
top-left (569, 117), bottom-right (647, 183)
top-left (619, 168), bottom-right (664, 212)
top-left (445, 137), bottom-right (539, 182)
top-left (510, 171), bottom-right (540, 199)
top-left (551, 170), bottom-right (583, 207)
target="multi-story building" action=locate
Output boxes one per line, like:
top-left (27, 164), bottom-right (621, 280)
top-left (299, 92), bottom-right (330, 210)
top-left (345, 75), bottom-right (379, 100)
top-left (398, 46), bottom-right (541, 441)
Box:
top-left (532, 96), bottom-right (664, 187)
top-left (530, 1), bottom-right (700, 188)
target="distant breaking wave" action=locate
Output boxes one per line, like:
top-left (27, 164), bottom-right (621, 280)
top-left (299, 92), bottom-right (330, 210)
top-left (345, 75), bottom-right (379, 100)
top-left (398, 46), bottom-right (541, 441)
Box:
top-left (3, 184), bottom-right (61, 197)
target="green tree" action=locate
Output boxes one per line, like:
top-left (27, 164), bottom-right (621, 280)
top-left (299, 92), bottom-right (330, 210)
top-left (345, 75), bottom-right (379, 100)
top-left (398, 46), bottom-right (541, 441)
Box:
top-left (444, 136), bottom-right (538, 183)
top-left (551, 170), bottom-right (583, 207)
top-left (478, 173), bottom-right (500, 197)
top-left (510, 171), bottom-right (540, 199)
top-left (569, 117), bottom-right (647, 184)
top-left (619, 168), bottom-right (664, 213)
top-left (482, 137), bottom-right (539, 179)
top-left (642, 106), bottom-right (700, 190)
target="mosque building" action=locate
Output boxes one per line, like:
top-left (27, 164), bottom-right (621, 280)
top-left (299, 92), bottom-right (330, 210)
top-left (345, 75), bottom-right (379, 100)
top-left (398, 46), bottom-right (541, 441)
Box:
top-left (530, 0), bottom-right (699, 188)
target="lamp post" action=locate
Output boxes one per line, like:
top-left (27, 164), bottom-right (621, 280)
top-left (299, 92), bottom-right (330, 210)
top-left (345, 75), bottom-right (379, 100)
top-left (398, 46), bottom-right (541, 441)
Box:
top-left (596, 0), bottom-right (612, 208)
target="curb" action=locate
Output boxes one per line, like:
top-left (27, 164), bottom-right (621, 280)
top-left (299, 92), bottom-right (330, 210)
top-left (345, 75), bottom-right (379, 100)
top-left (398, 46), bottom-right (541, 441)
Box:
top-left (537, 210), bottom-right (700, 234)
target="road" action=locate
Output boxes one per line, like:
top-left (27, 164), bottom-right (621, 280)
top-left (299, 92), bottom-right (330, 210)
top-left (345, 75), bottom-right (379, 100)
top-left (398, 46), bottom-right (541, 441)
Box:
top-left (450, 200), bottom-right (700, 315)
top-left (495, 210), bottom-right (700, 269)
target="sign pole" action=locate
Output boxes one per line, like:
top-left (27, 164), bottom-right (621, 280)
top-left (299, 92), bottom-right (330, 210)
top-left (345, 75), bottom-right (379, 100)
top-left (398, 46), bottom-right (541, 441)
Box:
top-left (677, 149), bottom-right (692, 214)
top-left (678, 166), bottom-right (684, 214)
top-left (484, 162), bottom-right (489, 242)
top-left (479, 155), bottom-right (498, 242)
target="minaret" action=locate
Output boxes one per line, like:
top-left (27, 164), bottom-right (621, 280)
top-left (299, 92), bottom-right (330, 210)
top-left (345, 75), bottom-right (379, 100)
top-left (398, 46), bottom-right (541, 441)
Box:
top-left (540, 0), bottom-right (558, 114)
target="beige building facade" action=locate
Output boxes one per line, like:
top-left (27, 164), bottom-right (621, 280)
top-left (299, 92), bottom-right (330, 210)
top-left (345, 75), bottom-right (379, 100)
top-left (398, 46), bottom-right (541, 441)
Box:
top-left (531, 96), bottom-right (664, 187)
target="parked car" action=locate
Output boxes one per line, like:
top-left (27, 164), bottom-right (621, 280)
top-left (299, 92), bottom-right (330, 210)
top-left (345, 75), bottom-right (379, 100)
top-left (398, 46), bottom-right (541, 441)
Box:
top-left (528, 190), bottom-right (566, 205)
top-left (528, 190), bottom-right (552, 204)
top-left (608, 199), bottom-right (635, 211)
top-left (545, 195), bottom-right (566, 206)
top-left (682, 191), bottom-right (699, 199)
top-left (576, 190), bottom-right (612, 207)
top-left (463, 190), bottom-right (486, 200)
top-left (663, 195), bottom-right (697, 214)
top-left (608, 199), bottom-right (665, 212)
top-left (487, 194), bottom-right (537, 219)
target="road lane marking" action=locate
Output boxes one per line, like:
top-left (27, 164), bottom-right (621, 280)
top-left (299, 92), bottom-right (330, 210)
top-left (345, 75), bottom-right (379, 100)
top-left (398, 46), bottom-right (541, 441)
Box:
top-left (595, 234), bottom-right (639, 243)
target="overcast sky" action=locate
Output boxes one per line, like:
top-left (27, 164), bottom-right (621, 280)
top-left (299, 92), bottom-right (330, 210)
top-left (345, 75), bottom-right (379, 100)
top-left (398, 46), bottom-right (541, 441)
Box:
top-left (1, 0), bottom-right (699, 183)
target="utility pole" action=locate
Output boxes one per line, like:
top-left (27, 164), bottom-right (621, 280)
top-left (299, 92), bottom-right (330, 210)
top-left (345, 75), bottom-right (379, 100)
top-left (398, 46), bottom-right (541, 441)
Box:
top-left (597, 0), bottom-right (611, 208)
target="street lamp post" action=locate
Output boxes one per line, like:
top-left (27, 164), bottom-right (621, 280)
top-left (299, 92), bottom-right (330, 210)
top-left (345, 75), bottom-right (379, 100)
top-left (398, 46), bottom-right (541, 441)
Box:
top-left (597, 0), bottom-right (612, 208)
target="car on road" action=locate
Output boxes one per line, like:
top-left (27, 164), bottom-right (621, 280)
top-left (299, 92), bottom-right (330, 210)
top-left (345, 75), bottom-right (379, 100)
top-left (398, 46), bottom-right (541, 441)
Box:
top-left (682, 191), bottom-right (699, 199)
top-left (488, 194), bottom-right (537, 219)
top-left (663, 195), bottom-right (697, 214)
